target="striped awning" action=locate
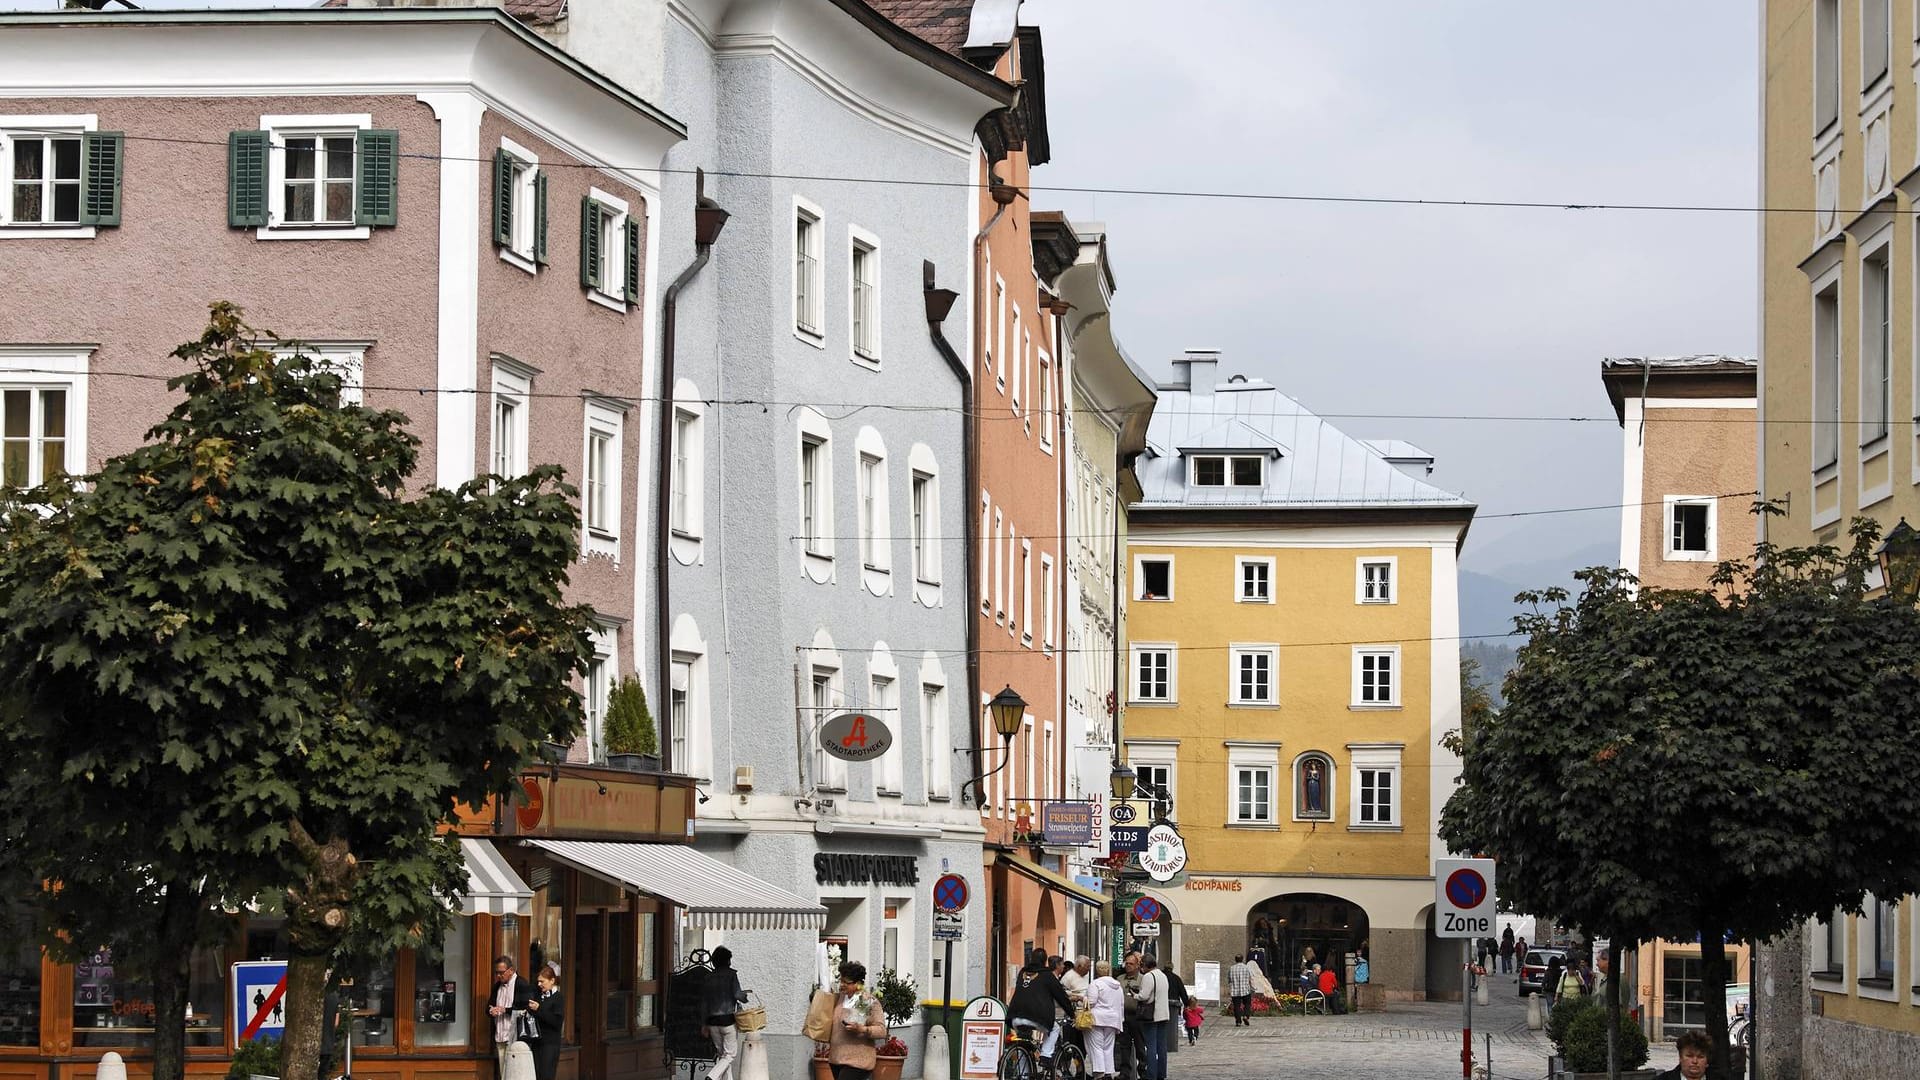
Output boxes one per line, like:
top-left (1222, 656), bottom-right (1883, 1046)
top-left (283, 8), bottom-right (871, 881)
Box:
top-left (459, 839), bottom-right (534, 916)
top-left (526, 839), bottom-right (827, 931)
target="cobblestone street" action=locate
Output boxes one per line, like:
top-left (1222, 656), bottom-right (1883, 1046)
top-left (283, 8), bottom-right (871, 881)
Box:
top-left (1161, 971), bottom-right (1679, 1080)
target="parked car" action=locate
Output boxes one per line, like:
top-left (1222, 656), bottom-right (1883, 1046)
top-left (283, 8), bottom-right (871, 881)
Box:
top-left (1519, 948), bottom-right (1568, 997)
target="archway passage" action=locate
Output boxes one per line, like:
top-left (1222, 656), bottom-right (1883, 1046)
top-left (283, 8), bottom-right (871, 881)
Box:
top-left (1245, 893), bottom-right (1370, 989)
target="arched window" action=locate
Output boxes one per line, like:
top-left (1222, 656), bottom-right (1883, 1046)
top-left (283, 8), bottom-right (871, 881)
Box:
top-left (1294, 752), bottom-right (1334, 821)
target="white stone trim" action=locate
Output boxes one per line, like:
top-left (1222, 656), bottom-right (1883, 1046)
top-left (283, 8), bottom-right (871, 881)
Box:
top-left (419, 92), bottom-right (484, 489)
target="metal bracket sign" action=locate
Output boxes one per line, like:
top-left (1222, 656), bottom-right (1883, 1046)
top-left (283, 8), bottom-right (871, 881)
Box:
top-left (1138, 824), bottom-right (1188, 882)
top-left (1109, 825), bottom-right (1148, 853)
top-left (1434, 857), bottom-right (1496, 938)
top-left (1040, 801), bottom-right (1098, 846)
top-left (231, 961), bottom-right (288, 1046)
top-left (818, 712), bottom-right (894, 763)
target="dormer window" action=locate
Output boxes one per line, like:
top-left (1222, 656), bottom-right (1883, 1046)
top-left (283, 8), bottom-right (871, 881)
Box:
top-left (1190, 454), bottom-right (1263, 487)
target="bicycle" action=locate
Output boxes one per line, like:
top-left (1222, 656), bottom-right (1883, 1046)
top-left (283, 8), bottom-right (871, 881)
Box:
top-left (998, 1018), bottom-right (1086, 1080)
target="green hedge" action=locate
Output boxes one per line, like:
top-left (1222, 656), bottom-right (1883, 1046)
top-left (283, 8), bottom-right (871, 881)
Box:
top-left (1561, 1005), bottom-right (1649, 1073)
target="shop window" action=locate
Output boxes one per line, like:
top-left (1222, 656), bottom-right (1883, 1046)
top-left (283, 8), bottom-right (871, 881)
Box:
top-left (605, 908), bottom-right (632, 1037)
top-left (72, 942), bottom-right (227, 1048)
top-left (0, 902), bottom-right (42, 1047)
top-left (635, 900), bottom-right (660, 1032)
top-left (337, 955), bottom-right (397, 1048)
top-left (412, 917), bottom-right (472, 1047)
top-left (1662, 953), bottom-right (1705, 1031)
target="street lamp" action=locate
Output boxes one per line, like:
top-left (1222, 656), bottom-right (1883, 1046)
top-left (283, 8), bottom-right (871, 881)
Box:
top-left (1877, 517), bottom-right (1920, 605)
top-left (958, 685), bottom-right (1028, 805)
top-left (1109, 760), bottom-right (1137, 801)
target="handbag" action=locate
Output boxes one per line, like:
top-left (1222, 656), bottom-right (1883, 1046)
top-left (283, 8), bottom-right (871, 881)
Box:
top-left (514, 1010), bottom-right (540, 1042)
top-left (1073, 1005), bottom-right (1094, 1032)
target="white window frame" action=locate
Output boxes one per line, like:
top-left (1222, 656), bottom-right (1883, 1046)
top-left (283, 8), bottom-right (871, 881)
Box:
top-left (585, 186), bottom-right (631, 311)
top-left (909, 446), bottom-right (941, 603)
top-left (1347, 743), bottom-right (1403, 830)
top-left (1037, 349), bottom-right (1054, 450)
top-left (1126, 740), bottom-right (1178, 815)
top-left (669, 616), bottom-right (712, 783)
top-left (670, 383), bottom-right (706, 548)
top-left (793, 196), bottom-right (825, 343)
top-left (797, 409), bottom-right (835, 579)
top-left (1133, 554), bottom-right (1174, 602)
top-left (848, 226), bottom-right (880, 366)
top-left (0, 114), bottom-right (98, 238)
top-left (581, 397), bottom-right (625, 559)
top-left (994, 510), bottom-right (1006, 621)
top-left (1228, 644), bottom-right (1278, 707)
top-left (267, 341), bottom-right (368, 408)
top-left (1357, 557), bottom-right (1397, 604)
top-left (1188, 454), bottom-right (1265, 488)
top-left (584, 621), bottom-right (618, 762)
top-left (1041, 553), bottom-right (1056, 655)
top-left (811, 658), bottom-right (847, 792)
top-left (1815, 0), bottom-right (1840, 135)
top-left (1291, 751), bottom-right (1336, 823)
top-left (1811, 908), bottom-right (1847, 979)
top-left (921, 671), bottom-right (950, 801)
top-left (1226, 743), bottom-right (1280, 828)
top-left (498, 135), bottom-right (540, 272)
top-left (1812, 273), bottom-right (1843, 484)
top-left (979, 492), bottom-right (992, 611)
top-left (490, 355), bottom-right (535, 483)
top-left (881, 896), bottom-right (912, 986)
top-left (1010, 310), bottom-right (1024, 415)
top-left (0, 345), bottom-right (90, 487)
top-left (1020, 539), bottom-right (1033, 647)
top-left (870, 647), bottom-right (901, 795)
top-left (1130, 644), bottom-right (1176, 704)
top-left (1663, 496), bottom-right (1717, 561)
top-left (854, 426), bottom-right (892, 594)
top-left (260, 112), bottom-right (372, 241)
top-left (993, 277), bottom-right (1007, 393)
top-left (1235, 556), bottom-right (1275, 604)
top-left (1352, 645), bottom-right (1401, 708)
top-left (1857, 894), bottom-right (1899, 1000)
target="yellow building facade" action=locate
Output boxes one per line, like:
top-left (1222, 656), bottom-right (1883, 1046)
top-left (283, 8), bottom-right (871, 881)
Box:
top-left (1121, 351), bottom-right (1474, 1000)
top-left (1762, 2), bottom-right (1920, 1072)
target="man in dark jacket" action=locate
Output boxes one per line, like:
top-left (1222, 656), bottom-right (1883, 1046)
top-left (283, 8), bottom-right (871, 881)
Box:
top-left (485, 955), bottom-right (536, 1078)
top-left (1009, 948), bottom-right (1075, 1064)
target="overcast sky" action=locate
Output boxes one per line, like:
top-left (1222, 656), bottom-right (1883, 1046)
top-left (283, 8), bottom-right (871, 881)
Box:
top-left (1034, 0), bottom-right (1759, 582)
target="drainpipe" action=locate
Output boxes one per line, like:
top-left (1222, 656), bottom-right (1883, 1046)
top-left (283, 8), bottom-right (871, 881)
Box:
top-left (963, 176), bottom-right (1018, 807)
top-left (655, 169), bottom-right (729, 773)
top-left (921, 260), bottom-right (976, 812)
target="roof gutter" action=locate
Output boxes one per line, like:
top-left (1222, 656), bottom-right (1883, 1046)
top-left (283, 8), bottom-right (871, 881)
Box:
top-left (655, 171), bottom-right (729, 772)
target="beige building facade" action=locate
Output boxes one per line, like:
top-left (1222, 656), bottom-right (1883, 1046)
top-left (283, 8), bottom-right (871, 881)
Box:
top-left (1762, 2), bottom-right (1920, 1075)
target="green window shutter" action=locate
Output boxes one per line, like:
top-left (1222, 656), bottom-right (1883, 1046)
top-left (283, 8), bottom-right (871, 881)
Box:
top-left (355, 128), bottom-right (399, 227)
top-left (492, 148), bottom-right (513, 248)
top-left (580, 197), bottom-right (602, 291)
top-left (228, 130), bottom-right (268, 227)
top-left (623, 216), bottom-right (641, 303)
top-left (533, 170), bottom-right (549, 265)
top-left (79, 131), bottom-right (123, 227)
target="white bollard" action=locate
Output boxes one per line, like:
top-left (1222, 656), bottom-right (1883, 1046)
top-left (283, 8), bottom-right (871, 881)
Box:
top-left (1476, 978), bottom-right (1489, 1007)
top-left (98, 1052), bottom-right (127, 1080)
top-left (923, 1024), bottom-right (950, 1080)
top-left (1526, 991), bottom-right (1543, 1031)
top-left (738, 1030), bottom-right (769, 1080)
top-left (504, 1040), bottom-right (536, 1080)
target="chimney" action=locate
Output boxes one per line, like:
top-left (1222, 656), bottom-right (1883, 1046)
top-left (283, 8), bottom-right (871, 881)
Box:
top-left (1171, 348), bottom-right (1221, 396)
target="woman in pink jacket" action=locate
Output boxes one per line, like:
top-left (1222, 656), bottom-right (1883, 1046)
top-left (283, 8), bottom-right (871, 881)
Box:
top-left (825, 962), bottom-right (888, 1080)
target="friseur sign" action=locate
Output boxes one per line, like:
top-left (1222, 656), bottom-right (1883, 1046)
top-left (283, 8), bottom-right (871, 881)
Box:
top-left (1040, 801), bottom-right (1097, 846)
top-left (815, 853), bottom-right (920, 886)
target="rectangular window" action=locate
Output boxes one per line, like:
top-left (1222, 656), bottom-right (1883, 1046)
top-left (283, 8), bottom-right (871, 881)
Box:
top-left (1038, 351), bottom-right (1053, 447)
top-left (1190, 454), bottom-right (1264, 487)
top-left (0, 386), bottom-right (69, 488)
top-left (1865, 0), bottom-right (1890, 89)
top-left (1132, 646), bottom-right (1173, 702)
top-left (1129, 759), bottom-right (1174, 815)
top-left (669, 659), bottom-right (691, 774)
top-left (1865, 252), bottom-right (1892, 444)
top-left (1237, 557), bottom-right (1273, 603)
top-left (1231, 647), bottom-right (1276, 705)
top-left (282, 133), bottom-right (356, 225)
top-left (812, 669), bottom-right (846, 790)
top-left (1135, 555), bottom-right (1173, 601)
top-left (583, 402), bottom-right (623, 548)
top-left (859, 453), bottom-right (881, 569)
top-left (1816, 0), bottom-right (1840, 132)
top-left (1354, 647), bottom-right (1399, 706)
top-left (801, 436), bottom-right (827, 555)
top-left (7, 131), bottom-right (81, 225)
top-left (872, 675), bottom-right (900, 793)
top-left (1042, 554), bottom-right (1056, 652)
top-left (1357, 768), bottom-right (1394, 823)
top-left (851, 236), bottom-right (878, 361)
top-left (491, 361), bottom-right (532, 483)
top-left (979, 494), bottom-right (991, 609)
top-left (1814, 283), bottom-right (1841, 469)
top-left (492, 140), bottom-right (546, 267)
top-left (580, 188), bottom-right (637, 305)
top-left (990, 278), bottom-right (1004, 384)
top-left (1666, 498), bottom-right (1715, 559)
top-left (1358, 559), bottom-right (1395, 603)
top-left (911, 472), bottom-right (934, 583)
top-left (923, 683), bottom-right (949, 799)
top-left (584, 626), bottom-right (616, 760)
top-left (1662, 954), bottom-right (1706, 1031)
top-left (1874, 899), bottom-right (1897, 978)
top-left (1010, 309), bottom-right (1024, 414)
top-left (795, 204), bottom-right (822, 336)
top-left (994, 511), bottom-right (1006, 618)
top-left (672, 410), bottom-right (695, 536)
top-left (1234, 767), bottom-right (1273, 824)
top-left (1821, 912), bottom-right (1846, 975)
top-left (1020, 541), bottom-right (1033, 645)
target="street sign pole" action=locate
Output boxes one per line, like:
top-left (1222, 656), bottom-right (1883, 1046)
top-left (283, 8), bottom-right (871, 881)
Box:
top-left (1462, 938), bottom-right (1472, 1080)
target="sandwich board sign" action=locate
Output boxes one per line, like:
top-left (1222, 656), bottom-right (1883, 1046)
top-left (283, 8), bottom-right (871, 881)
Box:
top-left (1434, 857), bottom-right (1496, 938)
top-left (958, 996), bottom-right (1008, 1080)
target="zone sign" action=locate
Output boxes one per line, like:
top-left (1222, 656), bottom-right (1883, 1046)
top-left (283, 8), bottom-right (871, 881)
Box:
top-left (1434, 857), bottom-right (1496, 938)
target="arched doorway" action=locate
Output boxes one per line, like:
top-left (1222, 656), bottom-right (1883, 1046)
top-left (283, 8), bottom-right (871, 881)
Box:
top-left (1245, 893), bottom-right (1370, 988)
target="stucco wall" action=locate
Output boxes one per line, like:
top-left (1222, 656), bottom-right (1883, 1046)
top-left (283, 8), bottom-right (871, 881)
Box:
top-left (1633, 405), bottom-right (1759, 591)
top-left (0, 93), bottom-right (441, 472)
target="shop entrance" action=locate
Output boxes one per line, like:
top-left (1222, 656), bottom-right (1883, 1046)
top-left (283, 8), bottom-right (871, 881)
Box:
top-left (573, 913), bottom-right (605, 1080)
top-left (1245, 893), bottom-right (1369, 988)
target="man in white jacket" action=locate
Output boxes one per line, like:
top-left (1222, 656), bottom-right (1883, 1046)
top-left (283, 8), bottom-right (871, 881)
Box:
top-left (1134, 954), bottom-right (1169, 1080)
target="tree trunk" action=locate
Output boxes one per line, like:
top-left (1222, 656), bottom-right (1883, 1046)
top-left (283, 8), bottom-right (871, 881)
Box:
top-left (1700, 930), bottom-right (1733, 1080)
top-left (282, 823), bottom-right (360, 1080)
top-left (150, 878), bottom-right (204, 1080)
top-left (1606, 940), bottom-right (1621, 1080)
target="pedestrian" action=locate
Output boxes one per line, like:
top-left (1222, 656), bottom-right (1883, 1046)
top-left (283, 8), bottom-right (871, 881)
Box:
top-left (1316, 964), bottom-right (1341, 1014)
top-left (1513, 936), bottom-right (1528, 977)
top-left (1653, 1029), bottom-right (1710, 1080)
top-left (1591, 952), bottom-right (1611, 1003)
top-left (1118, 952), bottom-right (1146, 1080)
top-left (526, 963), bottom-right (564, 1080)
top-left (1087, 960), bottom-right (1124, 1080)
top-left (700, 947), bottom-right (747, 1080)
top-left (485, 955), bottom-right (535, 1080)
top-left (1162, 965), bottom-right (1187, 1054)
top-left (1010, 948), bottom-right (1075, 1065)
top-left (1134, 953), bottom-right (1169, 1080)
top-left (1569, 957), bottom-right (1595, 998)
top-left (826, 961), bottom-right (887, 1080)
top-left (1500, 927), bottom-right (1515, 974)
top-left (1061, 955), bottom-right (1091, 1055)
top-left (1182, 999), bottom-right (1203, 1045)
top-left (1542, 955), bottom-right (1564, 1004)
top-left (1226, 955), bottom-right (1253, 1026)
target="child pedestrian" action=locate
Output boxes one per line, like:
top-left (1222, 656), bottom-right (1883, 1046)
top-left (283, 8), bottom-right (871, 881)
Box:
top-left (1182, 1000), bottom-right (1203, 1045)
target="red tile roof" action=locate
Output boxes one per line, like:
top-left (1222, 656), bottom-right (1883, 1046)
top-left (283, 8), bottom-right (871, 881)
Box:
top-left (863, 0), bottom-right (973, 57)
top-left (319, 0), bottom-right (567, 28)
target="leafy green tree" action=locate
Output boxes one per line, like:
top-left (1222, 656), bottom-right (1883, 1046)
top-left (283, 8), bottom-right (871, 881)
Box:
top-left (1440, 514), bottom-right (1920, 1079)
top-left (0, 304), bottom-right (596, 1080)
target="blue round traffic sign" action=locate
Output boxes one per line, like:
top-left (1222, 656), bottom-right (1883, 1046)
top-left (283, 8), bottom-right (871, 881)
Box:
top-left (1445, 868), bottom-right (1487, 910)
top-left (934, 873), bottom-right (970, 912)
top-left (1131, 896), bottom-right (1163, 923)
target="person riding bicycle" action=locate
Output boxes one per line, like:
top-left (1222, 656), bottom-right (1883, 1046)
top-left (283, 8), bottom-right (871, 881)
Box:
top-left (1010, 948), bottom-right (1076, 1064)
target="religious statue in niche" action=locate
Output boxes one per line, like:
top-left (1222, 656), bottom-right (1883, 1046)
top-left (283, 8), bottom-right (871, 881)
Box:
top-left (1303, 760), bottom-right (1324, 815)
